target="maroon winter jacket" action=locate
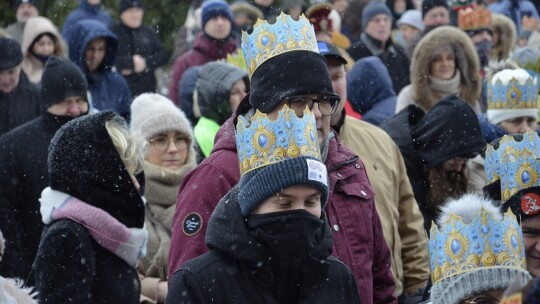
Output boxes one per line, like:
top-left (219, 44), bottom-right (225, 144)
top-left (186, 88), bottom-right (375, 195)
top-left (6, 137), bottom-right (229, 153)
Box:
top-left (168, 33), bottom-right (238, 105)
top-left (169, 111), bottom-right (397, 303)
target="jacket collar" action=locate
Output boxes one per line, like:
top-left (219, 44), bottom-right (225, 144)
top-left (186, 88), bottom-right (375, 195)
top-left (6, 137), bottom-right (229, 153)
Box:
top-left (192, 33), bottom-right (238, 60)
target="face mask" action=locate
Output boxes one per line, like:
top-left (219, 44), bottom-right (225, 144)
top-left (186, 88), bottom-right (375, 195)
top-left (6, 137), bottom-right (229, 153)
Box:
top-left (475, 40), bottom-right (492, 68)
top-left (247, 209), bottom-right (324, 258)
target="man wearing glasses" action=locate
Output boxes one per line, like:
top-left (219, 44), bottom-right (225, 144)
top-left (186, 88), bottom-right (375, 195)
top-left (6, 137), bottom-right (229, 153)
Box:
top-left (168, 13), bottom-right (396, 304)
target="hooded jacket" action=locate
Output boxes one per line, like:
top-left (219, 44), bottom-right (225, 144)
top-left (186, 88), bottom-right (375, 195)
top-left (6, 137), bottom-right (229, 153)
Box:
top-left (21, 16), bottom-right (64, 84)
top-left (168, 33), bottom-right (238, 106)
top-left (68, 20), bottom-right (132, 119)
top-left (169, 99), bottom-right (397, 304)
top-left (381, 95), bottom-right (486, 231)
top-left (109, 21), bottom-right (169, 97)
top-left (489, 0), bottom-right (540, 35)
top-left (61, 0), bottom-right (112, 41)
top-left (490, 14), bottom-right (517, 62)
top-left (33, 112), bottom-right (144, 303)
top-left (397, 26), bottom-right (481, 113)
top-left (347, 56), bottom-right (396, 126)
top-left (166, 187), bottom-right (361, 304)
top-left (0, 72), bottom-right (40, 136)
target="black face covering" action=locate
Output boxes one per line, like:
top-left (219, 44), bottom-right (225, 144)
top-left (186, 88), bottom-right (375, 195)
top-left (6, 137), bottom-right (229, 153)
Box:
top-left (247, 209), bottom-right (324, 258)
top-left (475, 40), bottom-right (492, 68)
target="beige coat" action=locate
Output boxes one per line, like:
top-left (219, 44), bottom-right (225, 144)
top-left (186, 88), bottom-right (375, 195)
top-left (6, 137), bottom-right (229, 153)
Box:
top-left (338, 116), bottom-right (430, 297)
top-left (21, 16), bottom-right (64, 84)
top-left (139, 148), bottom-right (196, 303)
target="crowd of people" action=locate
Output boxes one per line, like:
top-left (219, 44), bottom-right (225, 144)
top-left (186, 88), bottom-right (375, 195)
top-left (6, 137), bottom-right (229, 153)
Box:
top-left (1, 0), bottom-right (540, 303)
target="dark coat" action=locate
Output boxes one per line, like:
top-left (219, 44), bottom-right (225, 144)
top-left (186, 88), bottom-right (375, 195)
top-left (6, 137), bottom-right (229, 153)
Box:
top-left (381, 96), bottom-right (486, 231)
top-left (0, 113), bottom-right (74, 279)
top-left (62, 0), bottom-right (112, 41)
top-left (68, 20), bottom-right (132, 119)
top-left (347, 33), bottom-right (410, 94)
top-left (168, 33), bottom-right (238, 105)
top-left (169, 100), bottom-right (397, 304)
top-left (346, 56), bottom-right (396, 126)
top-left (34, 220), bottom-right (140, 303)
top-left (0, 72), bottom-right (40, 136)
top-left (109, 22), bottom-right (168, 97)
top-left (167, 187), bottom-right (361, 304)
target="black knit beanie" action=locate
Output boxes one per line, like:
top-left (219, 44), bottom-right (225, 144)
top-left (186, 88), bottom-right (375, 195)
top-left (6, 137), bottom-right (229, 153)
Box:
top-left (412, 95), bottom-right (486, 168)
top-left (0, 38), bottom-right (23, 70)
top-left (422, 0), bottom-right (449, 18)
top-left (14, 0), bottom-right (39, 10)
top-left (249, 51), bottom-right (334, 113)
top-left (119, 0), bottom-right (145, 15)
top-left (238, 156), bottom-right (329, 216)
top-left (40, 56), bottom-right (88, 109)
top-left (48, 111), bottom-right (145, 228)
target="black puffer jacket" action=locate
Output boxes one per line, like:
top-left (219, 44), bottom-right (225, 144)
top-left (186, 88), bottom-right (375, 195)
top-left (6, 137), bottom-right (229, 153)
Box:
top-left (381, 95), bottom-right (486, 231)
top-left (166, 187), bottom-right (361, 304)
top-left (0, 72), bottom-right (39, 136)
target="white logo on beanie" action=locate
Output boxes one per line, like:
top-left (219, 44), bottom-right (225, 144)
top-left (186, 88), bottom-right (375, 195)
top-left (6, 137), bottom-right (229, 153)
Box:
top-left (306, 159), bottom-right (327, 186)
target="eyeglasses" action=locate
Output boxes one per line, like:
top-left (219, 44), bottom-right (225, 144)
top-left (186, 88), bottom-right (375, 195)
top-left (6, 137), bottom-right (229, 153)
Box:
top-left (283, 94), bottom-right (341, 116)
top-left (464, 298), bottom-right (500, 304)
top-left (149, 135), bottom-right (190, 152)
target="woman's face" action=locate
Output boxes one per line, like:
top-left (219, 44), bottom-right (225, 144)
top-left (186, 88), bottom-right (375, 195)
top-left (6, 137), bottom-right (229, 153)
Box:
top-left (229, 79), bottom-right (247, 113)
top-left (146, 131), bottom-right (189, 170)
top-left (32, 34), bottom-right (55, 57)
top-left (430, 47), bottom-right (456, 80)
top-left (499, 116), bottom-right (538, 134)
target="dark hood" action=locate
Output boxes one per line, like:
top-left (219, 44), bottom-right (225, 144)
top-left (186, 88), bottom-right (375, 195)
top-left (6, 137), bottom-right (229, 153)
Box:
top-left (346, 56), bottom-right (396, 115)
top-left (196, 62), bottom-right (248, 125)
top-left (205, 186), bottom-right (334, 265)
top-left (413, 95), bottom-right (486, 168)
top-left (68, 19), bottom-right (118, 79)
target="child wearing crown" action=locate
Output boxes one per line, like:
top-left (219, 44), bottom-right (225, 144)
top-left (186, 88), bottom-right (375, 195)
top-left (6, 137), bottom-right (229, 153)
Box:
top-left (166, 106), bottom-right (360, 303)
top-left (169, 12), bottom-right (396, 304)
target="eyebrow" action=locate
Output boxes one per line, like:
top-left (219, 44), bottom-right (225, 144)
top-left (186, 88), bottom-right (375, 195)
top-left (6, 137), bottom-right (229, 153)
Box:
top-left (276, 191), bottom-right (321, 199)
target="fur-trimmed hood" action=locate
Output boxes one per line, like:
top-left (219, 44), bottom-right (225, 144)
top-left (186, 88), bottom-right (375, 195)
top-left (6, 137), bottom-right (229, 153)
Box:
top-left (490, 14), bottom-right (517, 62)
top-left (410, 26), bottom-right (481, 111)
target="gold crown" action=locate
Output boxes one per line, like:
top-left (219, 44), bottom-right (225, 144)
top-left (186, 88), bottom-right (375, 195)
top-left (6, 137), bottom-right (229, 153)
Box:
top-left (458, 5), bottom-right (492, 31)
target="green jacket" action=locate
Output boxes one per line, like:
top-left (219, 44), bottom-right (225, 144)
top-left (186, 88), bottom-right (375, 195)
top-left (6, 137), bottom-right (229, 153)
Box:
top-left (194, 116), bottom-right (220, 158)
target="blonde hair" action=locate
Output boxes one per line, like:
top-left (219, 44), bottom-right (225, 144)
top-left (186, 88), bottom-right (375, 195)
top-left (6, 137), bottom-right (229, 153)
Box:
top-left (105, 118), bottom-right (144, 175)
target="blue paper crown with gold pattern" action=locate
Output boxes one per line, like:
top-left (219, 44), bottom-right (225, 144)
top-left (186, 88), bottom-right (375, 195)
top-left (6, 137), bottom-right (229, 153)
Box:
top-left (487, 75), bottom-right (538, 110)
top-left (484, 131), bottom-right (540, 202)
top-left (429, 208), bottom-right (526, 285)
top-left (241, 12), bottom-right (319, 78)
top-left (235, 105), bottom-right (320, 175)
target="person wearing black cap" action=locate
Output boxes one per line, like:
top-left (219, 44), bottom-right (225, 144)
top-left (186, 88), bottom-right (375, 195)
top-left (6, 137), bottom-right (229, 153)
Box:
top-left (346, 1), bottom-right (410, 94)
top-left (5, 0), bottom-right (39, 45)
top-left (110, 0), bottom-right (168, 97)
top-left (404, 0), bottom-right (450, 58)
top-left (61, 0), bottom-right (112, 41)
top-left (321, 40), bottom-right (430, 303)
top-left (0, 56), bottom-right (88, 280)
top-left (0, 37), bottom-right (39, 136)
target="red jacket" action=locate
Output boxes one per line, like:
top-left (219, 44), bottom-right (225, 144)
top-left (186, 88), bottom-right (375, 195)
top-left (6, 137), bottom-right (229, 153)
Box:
top-left (169, 113), bottom-right (397, 303)
top-left (168, 33), bottom-right (238, 105)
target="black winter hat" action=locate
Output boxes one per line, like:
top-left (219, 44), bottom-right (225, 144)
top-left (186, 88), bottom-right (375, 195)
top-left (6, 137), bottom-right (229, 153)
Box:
top-left (0, 38), bottom-right (23, 70)
top-left (48, 111), bottom-right (145, 228)
top-left (40, 56), bottom-right (88, 109)
top-left (119, 0), bottom-right (145, 15)
top-left (412, 95), bottom-right (486, 168)
top-left (249, 51), bottom-right (334, 113)
top-left (421, 0), bottom-right (449, 18)
top-left (14, 0), bottom-right (39, 10)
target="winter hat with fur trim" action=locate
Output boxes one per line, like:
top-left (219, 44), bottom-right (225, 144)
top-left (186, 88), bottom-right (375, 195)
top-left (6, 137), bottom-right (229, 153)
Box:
top-left (130, 93), bottom-right (193, 140)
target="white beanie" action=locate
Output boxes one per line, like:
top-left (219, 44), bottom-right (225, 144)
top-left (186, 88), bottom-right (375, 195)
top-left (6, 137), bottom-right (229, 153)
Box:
top-left (487, 68), bottom-right (538, 125)
top-left (130, 93), bottom-right (193, 140)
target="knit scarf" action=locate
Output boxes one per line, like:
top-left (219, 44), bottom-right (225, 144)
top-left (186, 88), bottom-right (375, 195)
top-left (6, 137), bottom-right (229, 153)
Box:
top-left (39, 187), bottom-right (148, 268)
top-left (430, 70), bottom-right (461, 101)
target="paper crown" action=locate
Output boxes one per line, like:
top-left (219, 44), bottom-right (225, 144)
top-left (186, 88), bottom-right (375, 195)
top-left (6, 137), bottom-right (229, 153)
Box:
top-left (241, 12), bottom-right (319, 78)
top-left (449, 0), bottom-right (475, 11)
top-left (224, 49), bottom-right (247, 71)
top-left (484, 131), bottom-right (540, 202)
top-left (235, 105), bottom-right (321, 175)
top-left (458, 5), bottom-right (492, 32)
top-left (487, 69), bottom-right (538, 110)
top-left (429, 208), bottom-right (527, 285)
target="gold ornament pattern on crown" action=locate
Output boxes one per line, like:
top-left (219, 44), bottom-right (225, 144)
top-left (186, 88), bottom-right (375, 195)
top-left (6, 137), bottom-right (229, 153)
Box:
top-left (235, 105), bottom-right (321, 176)
top-left (241, 12), bottom-right (319, 78)
top-left (429, 209), bottom-right (526, 284)
top-left (487, 77), bottom-right (538, 110)
top-left (458, 5), bottom-right (492, 31)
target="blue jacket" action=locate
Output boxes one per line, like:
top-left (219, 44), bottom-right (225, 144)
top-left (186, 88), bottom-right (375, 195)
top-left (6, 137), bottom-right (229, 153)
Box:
top-left (68, 20), bottom-right (132, 119)
top-left (62, 0), bottom-right (112, 41)
top-left (347, 56), bottom-right (397, 126)
top-left (489, 0), bottom-right (540, 34)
